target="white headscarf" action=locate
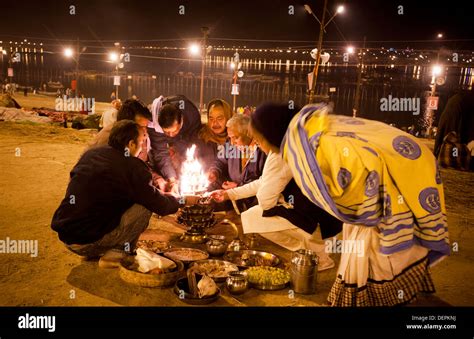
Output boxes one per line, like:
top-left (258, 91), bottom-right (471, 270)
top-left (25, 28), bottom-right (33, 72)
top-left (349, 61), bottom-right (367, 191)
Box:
top-left (150, 96), bottom-right (164, 133)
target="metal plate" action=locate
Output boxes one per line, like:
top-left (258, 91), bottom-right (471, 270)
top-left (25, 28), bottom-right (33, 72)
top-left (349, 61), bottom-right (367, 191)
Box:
top-left (249, 281), bottom-right (289, 291)
top-left (246, 266), bottom-right (290, 290)
top-left (223, 250), bottom-right (280, 268)
top-left (190, 260), bottom-right (239, 283)
top-left (163, 248), bottom-right (209, 264)
top-left (136, 240), bottom-right (170, 254)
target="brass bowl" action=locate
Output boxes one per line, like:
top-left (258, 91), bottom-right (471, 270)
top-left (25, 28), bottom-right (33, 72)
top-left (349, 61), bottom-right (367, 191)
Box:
top-left (226, 271), bottom-right (249, 295)
top-left (206, 239), bottom-right (227, 257)
top-left (180, 232), bottom-right (208, 244)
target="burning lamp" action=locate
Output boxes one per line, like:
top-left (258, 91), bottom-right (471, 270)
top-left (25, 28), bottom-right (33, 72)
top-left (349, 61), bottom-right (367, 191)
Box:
top-left (180, 144), bottom-right (209, 196)
top-left (177, 144), bottom-right (214, 244)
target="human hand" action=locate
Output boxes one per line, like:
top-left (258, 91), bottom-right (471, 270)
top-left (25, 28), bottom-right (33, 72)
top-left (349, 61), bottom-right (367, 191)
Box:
top-left (222, 181), bottom-right (238, 190)
top-left (209, 190), bottom-right (227, 203)
top-left (154, 177), bottom-right (167, 191)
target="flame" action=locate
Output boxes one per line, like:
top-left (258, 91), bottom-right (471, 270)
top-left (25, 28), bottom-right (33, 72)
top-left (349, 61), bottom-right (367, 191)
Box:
top-left (180, 144), bottom-right (209, 195)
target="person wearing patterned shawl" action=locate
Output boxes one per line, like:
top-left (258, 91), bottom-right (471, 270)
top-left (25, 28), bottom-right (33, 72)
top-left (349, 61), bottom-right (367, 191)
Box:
top-left (280, 102), bottom-right (450, 306)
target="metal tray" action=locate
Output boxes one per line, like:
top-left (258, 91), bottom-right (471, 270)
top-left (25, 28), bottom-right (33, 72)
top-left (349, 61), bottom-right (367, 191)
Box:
top-left (163, 248), bottom-right (209, 264)
top-left (136, 240), bottom-right (170, 254)
top-left (246, 266), bottom-right (290, 290)
top-left (223, 250), bottom-right (280, 268)
top-left (190, 259), bottom-right (239, 283)
top-left (249, 281), bottom-right (289, 291)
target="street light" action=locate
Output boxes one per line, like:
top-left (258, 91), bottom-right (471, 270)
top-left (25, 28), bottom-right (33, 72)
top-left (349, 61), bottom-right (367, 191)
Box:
top-left (63, 42), bottom-right (84, 96)
top-left (437, 33), bottom-right (443, 39)
top-left (63, 39), bottom-right (86, 97)
top-left (304, 1), bottom-right (345, 103)
top-left (63, 48), bottom-right (73, 58)
top-left (432, 64), bottom-right (443, 77)
top-left (108, 52), bottom-right (119, 62)
top-left (189, 43), bottom-right (200, 56)
top-left (346, 46), bottom-right (355, 54)
top-left (108, 50), bottom-right (124, 100)
top-left (189, 27), bottom-right (210, 113)
top-left (325, 5), bottom-right (345, 29)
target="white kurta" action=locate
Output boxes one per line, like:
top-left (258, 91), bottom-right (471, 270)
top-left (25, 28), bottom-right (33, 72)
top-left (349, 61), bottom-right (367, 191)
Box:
top-left (226, 151), bottom-right (332, 263)
top-left (226, 151), bottom-right (297, 234)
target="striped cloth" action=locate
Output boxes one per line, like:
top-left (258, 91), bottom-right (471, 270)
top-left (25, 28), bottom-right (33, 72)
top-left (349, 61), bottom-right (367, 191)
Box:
top-left (281, 103), bottom-right (450, 265)
top-left (328, 256), bottom-right (435, 306)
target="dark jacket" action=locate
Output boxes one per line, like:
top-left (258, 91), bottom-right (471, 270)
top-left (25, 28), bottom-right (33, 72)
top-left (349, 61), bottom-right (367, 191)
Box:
top-left (209, 141), bottom-right (266, 210)
top-left (51, 146), bottom-right (180, 245)
top-left (210, 141), bottom-right (266, 187)
top-left (263, 179), bottom-right (343, 239)
top-left (195, 136), bottom-right (220, 173)
top-left (148, 96), bottom-right (202, 179)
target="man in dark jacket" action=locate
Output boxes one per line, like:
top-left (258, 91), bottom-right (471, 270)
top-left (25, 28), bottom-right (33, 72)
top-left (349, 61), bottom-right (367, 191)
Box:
top-left (51, 120), bottom-right (181, 264)
top-left (148, 95), bottom-right (202, 193)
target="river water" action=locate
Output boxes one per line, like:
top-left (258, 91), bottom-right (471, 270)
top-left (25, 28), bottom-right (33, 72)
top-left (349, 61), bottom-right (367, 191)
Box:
top-left (2, 48), bottom-right (473, 127)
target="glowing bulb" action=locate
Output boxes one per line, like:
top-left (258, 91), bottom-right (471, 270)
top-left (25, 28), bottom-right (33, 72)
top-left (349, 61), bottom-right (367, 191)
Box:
top-left (432, 64), bottom-right (443, 76)
top-left (108, 52), bottom-right (119, 62)
top-left (189, 43), bottom-right (200, 56)
top-left (63, 48), bottom-right (73, 58)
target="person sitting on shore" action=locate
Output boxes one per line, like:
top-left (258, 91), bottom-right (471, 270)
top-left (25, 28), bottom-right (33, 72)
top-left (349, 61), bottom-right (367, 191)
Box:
top-left (51, 120), bottom-right (183, 268)
top-left (210, 104), bottom-right (341, 270)
top-left (207, 113), bottom-right (266, 211)
top-left (99, 99), bottom-right (122, 130)
top-left (148, 95), bottom-right (202, 194)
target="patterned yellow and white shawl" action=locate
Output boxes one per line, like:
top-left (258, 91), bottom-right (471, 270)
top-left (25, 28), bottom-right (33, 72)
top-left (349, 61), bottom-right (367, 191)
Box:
top-left (282, 103), bottom-right (450, 264)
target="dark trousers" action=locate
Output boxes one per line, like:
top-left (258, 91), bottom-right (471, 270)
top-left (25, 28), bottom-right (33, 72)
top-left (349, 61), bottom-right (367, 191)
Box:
top-left (66, 204), bottom-right (152, 257)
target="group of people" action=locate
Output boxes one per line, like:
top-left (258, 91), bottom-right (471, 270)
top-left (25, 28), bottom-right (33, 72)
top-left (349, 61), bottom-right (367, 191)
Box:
top-left (51, 95), bottom-right (450, 306)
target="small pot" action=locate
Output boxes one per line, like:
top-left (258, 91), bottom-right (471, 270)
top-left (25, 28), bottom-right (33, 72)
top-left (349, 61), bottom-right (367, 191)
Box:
top-left (226, 271), bottom-right (248, 295)
top-left (206, 239), bottom-right (227, 257)
top-left (227, 239), bottom-right (248, 252)
top-left (244, 233), bottom-right (260, 249)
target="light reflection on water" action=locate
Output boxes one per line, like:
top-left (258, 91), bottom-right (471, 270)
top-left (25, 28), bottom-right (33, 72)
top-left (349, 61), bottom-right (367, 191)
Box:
top-left (2, 52), bottom-right (473, 126)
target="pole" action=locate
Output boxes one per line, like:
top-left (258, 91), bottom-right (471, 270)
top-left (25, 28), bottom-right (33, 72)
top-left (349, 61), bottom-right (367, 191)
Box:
top-left (199, 27), bottom-right (209, 113)
top-left (308, 0), bottom-right (328, 103)
top-left (232, 69), bottom-right (237, 113)
top-left (426, 49), bottom-right (441, 138)
top-left (353, 36), bottom-right (366, 117)
top-left (115, 65), bottom-right (119, 101)
top-left (8, 56), bottom-right (12, 84)
top-left (75, 38), bottom-right (79, 96)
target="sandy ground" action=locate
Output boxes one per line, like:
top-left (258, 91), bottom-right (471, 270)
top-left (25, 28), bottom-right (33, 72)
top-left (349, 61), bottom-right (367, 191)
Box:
top-left (13, 93), bottom-right (111, 114)
top-left (0, 118), bottom-right (472, 306)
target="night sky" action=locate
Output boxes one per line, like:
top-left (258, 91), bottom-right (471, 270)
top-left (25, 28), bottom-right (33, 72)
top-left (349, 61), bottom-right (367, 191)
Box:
top-left (0, 0), bottom-right (473, 49)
